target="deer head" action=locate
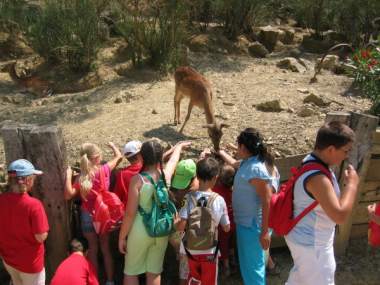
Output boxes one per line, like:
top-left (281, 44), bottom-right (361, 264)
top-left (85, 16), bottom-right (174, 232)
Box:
top-left (203, 122), bottom-right (229, 151)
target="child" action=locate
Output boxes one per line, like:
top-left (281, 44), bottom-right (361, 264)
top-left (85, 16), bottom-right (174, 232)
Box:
top-left (177, 157), bottom-right (230, 285)
top-left (0, 159), bottom-right (49, 285)
top-left (65, 142), bottom-right (122, 285)
top-left (284, 121), bottom-right (359, 285)
top-left (169, 159), bottom-right (198, 285)
top-left (118, 140), bottom-right (191, 285)
top-left (51, 238), bottom-right (99, 285)
top-left (114, 140), bottom-right (143, 206)
top-left (212, 164), bottom-right (236, 277)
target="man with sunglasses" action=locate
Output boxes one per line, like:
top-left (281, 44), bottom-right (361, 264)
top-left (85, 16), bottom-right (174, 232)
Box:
top-left (0, 159), bottom-right (49, 285)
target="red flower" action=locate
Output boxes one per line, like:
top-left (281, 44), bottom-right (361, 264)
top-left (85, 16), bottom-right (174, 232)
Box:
top-left (361, 49), bottom-right (371, 59)
top-left (353, 55), bottom-right (359, 62)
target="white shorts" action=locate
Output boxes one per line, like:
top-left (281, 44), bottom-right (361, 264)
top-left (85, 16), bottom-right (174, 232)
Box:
top-left (285, 238), bottom-right (336, 285)
top-left (3, 261), bottom-right (45, 285)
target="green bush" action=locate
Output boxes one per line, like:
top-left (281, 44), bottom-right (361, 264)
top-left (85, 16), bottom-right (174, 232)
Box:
top-left (213, 0), bottom-right (268, 39)
top-left (26, 0), bottom-right (105, 72)
top-left (114, 0), bottom-right (188, 72)
top-left (349, 45), bottom-right (380, 116)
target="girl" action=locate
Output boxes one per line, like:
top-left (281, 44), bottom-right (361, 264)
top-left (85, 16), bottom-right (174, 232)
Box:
top-left (218, 128), bottom-right (278, 285)
top-left (118, 140), bottom-right (190, 285)
top-left (65, 142), bottom-right (122, 285)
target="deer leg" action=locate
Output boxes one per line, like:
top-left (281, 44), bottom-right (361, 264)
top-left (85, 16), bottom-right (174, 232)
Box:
top-left (174, 87), bottom-right (181, 125)
top-left (179, 102), bottom-right (193, 134)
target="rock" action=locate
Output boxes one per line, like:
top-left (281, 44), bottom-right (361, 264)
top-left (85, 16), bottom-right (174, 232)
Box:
top-left (259, 26), bottom-right (284, 52)
top-left (276, 57), bottom-right (306, 73)
top-left (256, 99), bottom-right (286, 112)
top-left (315, 55), bottom-right (340, 72)
top-left (235, 35), bottom-right (251, 54)
top-left (297, 88), bottom-right (309, 94)
top-left (273, 41), bottom-right (286, 53)
top-left (189, 33), bottom-right (235, 54)
top-left (281, 28), bottom-right (295, 45)
top-left (223, 101), bottom-right (235, 106)
top-left (303, 93), bottom-right (330, 107)
top-left (297, 106), bottom-right (316, 117)
top-left (114, 97), bottom-right (123, 104)
top-left (301, 34), bottom-right (332, 54)
top-left (248, 42), bottom-right (269, 58)
top-left (152, 109), bottom-right (158, 114)
top-left (188, 34), bottom-right (210, 52)
top-left (0, 32), bottom-right (34, 59)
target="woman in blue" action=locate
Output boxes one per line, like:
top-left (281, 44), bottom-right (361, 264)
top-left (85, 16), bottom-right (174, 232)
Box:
top-left (218, 128), bottom-right (278, 285)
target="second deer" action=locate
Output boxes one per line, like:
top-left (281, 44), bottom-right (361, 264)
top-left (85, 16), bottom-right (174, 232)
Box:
top-left (174, 66), bottom-right (228, 150)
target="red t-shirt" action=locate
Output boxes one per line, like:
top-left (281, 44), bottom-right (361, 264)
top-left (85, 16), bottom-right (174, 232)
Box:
top-left (113, 162), bottom-right (143, 206)
top-left (74, 164), bottom-right (111, 212)
top-left (50, 253), bottom-right (99, 285)
top-left (0, 192), bottom-right (49, 273)
top-left (213, 184), bottom-right (235, 230)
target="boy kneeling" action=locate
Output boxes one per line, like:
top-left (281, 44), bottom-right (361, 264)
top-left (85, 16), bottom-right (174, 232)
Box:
top-left (176, 157), bottom-right (230, 285)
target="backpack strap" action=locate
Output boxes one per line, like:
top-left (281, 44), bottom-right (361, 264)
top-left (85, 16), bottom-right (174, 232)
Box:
top-left (98, 166), bottom-right (106, 193)
top-left (206, 192), bottom-right (219, 209)
top-left (292, 162), bottom-right (333, 223)
top-left (140, 172), bottom-right (157, 187)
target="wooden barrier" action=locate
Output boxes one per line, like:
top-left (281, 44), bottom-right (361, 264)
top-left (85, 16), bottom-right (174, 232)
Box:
top-left (1, 122), bottom-right (70, 282)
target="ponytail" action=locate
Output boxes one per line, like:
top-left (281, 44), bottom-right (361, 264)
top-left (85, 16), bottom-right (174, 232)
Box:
top-left (79, 153), bottom-right (93, 199)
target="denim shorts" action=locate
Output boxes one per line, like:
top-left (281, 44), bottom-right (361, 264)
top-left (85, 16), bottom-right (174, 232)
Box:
top-left (81, 210), bottom-right (96, 233)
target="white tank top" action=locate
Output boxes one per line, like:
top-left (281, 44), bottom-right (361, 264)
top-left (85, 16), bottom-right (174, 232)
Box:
top-left (286, 154), bottom-right (340, 247)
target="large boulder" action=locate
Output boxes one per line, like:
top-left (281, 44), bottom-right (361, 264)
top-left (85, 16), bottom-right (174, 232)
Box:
top-left (280, 28), bottom-right (296, 45)
top-left (258, 26), bottom-right (284, 52)
top-left (276, 57), bottom-right (306, 73)
top-left (235, 35), bottom-right (251, 54)
top-left (256, 99), bottom-right (287, 112)
top-left (303, 93), bottom-right (330, 107)
top-left (248, 42), bottom-right (269, 58)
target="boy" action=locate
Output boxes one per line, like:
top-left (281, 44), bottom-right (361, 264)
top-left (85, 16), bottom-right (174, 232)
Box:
top-left (114, 140), bottom-right (143, 206)
top-left (285, 121), bottom-right (359, 285)
top-left (51, 238), bottom-right (99, 285)
top-left (177, 157), bottom-right (230, 285)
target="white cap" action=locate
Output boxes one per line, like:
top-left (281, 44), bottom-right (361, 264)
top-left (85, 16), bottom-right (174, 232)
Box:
top-left (123, 140), bottom-right (142, 158)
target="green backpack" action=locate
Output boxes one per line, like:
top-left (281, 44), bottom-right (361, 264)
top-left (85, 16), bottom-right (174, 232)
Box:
top-left (138, 172), bottom-right (177, 237)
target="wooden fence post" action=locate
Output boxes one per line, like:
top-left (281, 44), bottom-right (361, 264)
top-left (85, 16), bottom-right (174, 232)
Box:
top-left (330, 112), bottom-right (379, 255)
top-left (1, 122), bottom-right (71, 281)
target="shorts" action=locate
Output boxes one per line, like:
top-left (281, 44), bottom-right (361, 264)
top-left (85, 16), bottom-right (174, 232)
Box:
top-left (3, 261), bottom-right (45, 285)
top-left (179, 254), bottom-right (189, 280)
top-left (285, 238), bottom-right (336, 285)
top-left (187, 254), bottom-right (218, 285)
top-left (81, 210), bottom-right (95, 233)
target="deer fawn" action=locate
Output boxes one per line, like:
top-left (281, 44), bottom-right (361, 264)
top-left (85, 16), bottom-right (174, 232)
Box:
top-left (174, 66), bottom-right (228, 150)
top-left (6, 62), bottom-right (53, 98)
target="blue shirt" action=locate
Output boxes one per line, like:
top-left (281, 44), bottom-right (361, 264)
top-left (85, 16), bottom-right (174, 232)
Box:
top-left (232, 155), bottom-right (272, 228)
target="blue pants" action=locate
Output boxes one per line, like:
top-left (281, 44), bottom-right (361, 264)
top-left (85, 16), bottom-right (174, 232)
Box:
top-left (236, 222), bottom-right (265, 285)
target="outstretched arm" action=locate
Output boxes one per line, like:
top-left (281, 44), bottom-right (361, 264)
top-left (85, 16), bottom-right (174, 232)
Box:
top-left (106, 142), bottom-right (123, 171)
top-left (217, 149), bottom-right (240, 170)
top-left (163, 141), bottom-right (191, 182)
top-left (64, 166), bottom-right (78, 200)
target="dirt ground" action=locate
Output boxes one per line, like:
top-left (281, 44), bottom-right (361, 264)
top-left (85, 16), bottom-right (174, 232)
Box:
top-left (0, 51), bottom-right (378, 284)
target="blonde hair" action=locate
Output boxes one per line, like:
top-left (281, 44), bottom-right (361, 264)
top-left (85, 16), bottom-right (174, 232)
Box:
top-left (79, 143), bottom-right (101, 199)
top-left (7, 176), bottom-right (32, 194)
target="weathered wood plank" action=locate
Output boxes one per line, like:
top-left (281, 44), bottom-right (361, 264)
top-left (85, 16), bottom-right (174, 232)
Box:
top-left (274, 153), bottom-right (307, 182)
top-left (352, 201), bottom-right (379, 224)
top-left (371, 144), bottom-right (380, 154)
top-left (372, 128), bottom-right (380, 144)
top-left (334, 112), bottom-right (379, 255)
top-left (366, 158), bottom-right (380, 181)
top-left (350, 223), bottom-right (369, 239)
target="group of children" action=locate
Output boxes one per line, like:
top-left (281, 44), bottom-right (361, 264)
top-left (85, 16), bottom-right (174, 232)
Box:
top-left (0, 120), bottom-right (371, 285)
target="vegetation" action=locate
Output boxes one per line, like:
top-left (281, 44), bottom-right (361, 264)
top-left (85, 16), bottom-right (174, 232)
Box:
top-left (349, 44), bottom-right (380, 116)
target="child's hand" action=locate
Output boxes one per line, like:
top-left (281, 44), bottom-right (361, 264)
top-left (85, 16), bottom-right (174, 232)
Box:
top-left (176, 141), bottom-right (192, 149)
top-left (344, 164), bottom-right (359, 189)
top-left (260, 231), bottom-right (271, 250)
top-left (368, 203), bottom-right (376, 219)
top-left (66, 166), bottom-right (73, 178)
top-left (199, 148), bottom-right (212, 159)
top-left (118, 238), bottom-right (127, 255)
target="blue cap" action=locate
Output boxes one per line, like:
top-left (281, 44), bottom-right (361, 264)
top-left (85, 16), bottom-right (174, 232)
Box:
top-left (7, 159), bottom-right (43, 177)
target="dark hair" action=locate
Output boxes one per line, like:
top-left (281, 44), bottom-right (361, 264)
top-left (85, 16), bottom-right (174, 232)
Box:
top-left (69, 238), bottom-right (88, 253)
top-left (237, 128), bottom-right (274, 172)
top-left (140, 140), bottom-right (167, 187)
top-left (218, 165), bottom-right (235, 188)
top-left (196, 157), bottom-right (220, 181)
top-left (314, 121), bottom-right (355, 150)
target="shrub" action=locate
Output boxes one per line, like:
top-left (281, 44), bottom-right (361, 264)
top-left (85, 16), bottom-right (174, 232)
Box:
top-left (213, 0), bottom-right (268, 39)
top-left (349, 45), bottom-right (380, 116)
top-left (26, 0), bottom-right (105, 72)
top-left (113, 0), bottom-right (188, 72)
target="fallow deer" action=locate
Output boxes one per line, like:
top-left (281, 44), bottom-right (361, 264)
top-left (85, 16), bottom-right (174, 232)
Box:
top-left (174, 66), bottom-right (228, 150)
top-left (6, 62), bottom-right (53, 98)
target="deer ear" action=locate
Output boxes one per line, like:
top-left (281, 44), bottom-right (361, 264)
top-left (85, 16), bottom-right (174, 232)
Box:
top-left (220, 123), bottom-right (230, 129)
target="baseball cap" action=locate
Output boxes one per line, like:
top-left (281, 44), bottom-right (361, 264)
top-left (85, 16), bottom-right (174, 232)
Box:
top-left (171, 159), bottom-right (196, 190)
top-left (123, 140), bottom-right (142, 158)
top-left (7, 159), bottom-right (43, 177)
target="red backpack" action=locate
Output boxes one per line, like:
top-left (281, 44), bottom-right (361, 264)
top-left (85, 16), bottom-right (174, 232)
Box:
top-left (269, 161), bottom-right (332, 236)
top-left (91, 168), bottom-right (124, 235)
top-left (368, 202), bottom-right (380, 247)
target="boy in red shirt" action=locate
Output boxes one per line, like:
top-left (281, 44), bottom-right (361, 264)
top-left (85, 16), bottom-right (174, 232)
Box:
top-left (0, 159), bottom-right (49, 285)
top-left (212, 164), bottom-right (236, 277)
top-left (51, 238), bottom-right (99, 285)
top-left (114, 140), bottom-right (143, 206)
